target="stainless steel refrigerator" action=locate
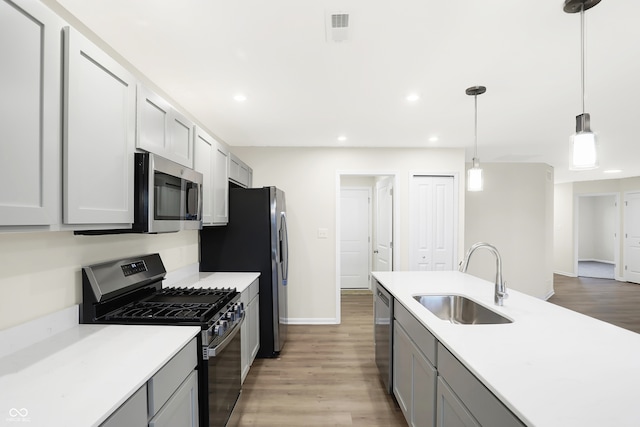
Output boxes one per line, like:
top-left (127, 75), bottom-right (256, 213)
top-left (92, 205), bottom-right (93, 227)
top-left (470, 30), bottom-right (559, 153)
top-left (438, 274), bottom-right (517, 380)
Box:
top-left (199, 186), bottom-right (289, 358)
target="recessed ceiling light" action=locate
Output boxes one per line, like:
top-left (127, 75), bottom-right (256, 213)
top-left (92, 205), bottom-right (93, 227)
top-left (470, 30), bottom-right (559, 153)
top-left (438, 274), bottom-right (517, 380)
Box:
top-left (337, 135), bottom-right (347, 142)
top-left (428, 136), bottom-right (439, 143)
top-left (603, 169), bottom-right (622, 174)
top-left (233, 94), bottom-right (247, 102)
top-left (406, 93), bottom-right (420, 102)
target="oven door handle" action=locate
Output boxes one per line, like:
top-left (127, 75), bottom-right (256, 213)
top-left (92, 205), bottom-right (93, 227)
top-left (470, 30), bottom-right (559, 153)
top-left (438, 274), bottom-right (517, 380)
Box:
top-left (206, 313), bottom-right (245, 359)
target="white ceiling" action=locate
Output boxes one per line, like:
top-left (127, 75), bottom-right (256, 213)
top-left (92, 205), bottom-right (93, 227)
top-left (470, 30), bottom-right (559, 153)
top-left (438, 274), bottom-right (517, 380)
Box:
top-left (54, 0), bottom-right (639, 183)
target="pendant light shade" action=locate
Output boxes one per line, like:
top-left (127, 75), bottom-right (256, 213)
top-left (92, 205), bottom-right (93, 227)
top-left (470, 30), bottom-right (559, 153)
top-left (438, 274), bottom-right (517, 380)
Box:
top-left (571, 113), bottom-right (598, 169)
top-left (467, 158), bottom-right (483, 192)
top-left (466, 86), bottom-right (486, 192)
top-left (565, 0), bottom-right (600, 170)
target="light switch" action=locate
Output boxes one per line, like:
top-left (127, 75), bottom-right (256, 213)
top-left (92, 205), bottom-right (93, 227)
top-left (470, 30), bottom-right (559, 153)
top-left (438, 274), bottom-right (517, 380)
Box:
top-left (317, 228), bottom-right (329, 239)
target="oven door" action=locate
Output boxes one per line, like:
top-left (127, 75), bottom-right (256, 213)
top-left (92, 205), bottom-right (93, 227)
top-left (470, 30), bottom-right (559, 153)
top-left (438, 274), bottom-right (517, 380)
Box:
top-left (202, 315), bottom-right (244, 427)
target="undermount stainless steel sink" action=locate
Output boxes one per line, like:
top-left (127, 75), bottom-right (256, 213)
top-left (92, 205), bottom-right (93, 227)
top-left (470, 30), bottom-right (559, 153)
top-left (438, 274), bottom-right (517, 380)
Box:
top-left (413, 294), bottom-right (513, 325)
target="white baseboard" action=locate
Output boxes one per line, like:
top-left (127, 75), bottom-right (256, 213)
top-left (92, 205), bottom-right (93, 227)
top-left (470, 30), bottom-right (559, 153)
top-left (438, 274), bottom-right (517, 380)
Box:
top-left (578, 259), bottom-right (615, 264)
top-left (285, 318), bottom-right (339, 325)
top-left (554, 270), bottom-right (577, 277)
top-left (543, 290), bottom-right (555, 300)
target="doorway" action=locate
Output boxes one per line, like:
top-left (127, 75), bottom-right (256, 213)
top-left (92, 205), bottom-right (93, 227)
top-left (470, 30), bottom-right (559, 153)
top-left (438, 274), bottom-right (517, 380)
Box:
top-left (575, 193), bottom-right (619, 280)
top-left (336, 173), bottom-right (397, 322)
top-left (340, 186), bottom-right (371, 289)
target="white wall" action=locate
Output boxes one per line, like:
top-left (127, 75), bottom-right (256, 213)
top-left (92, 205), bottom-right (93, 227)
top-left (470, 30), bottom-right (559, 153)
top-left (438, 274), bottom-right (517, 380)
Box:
top-left (578, 195), bottom-right (616, 263)
top-left (554, 182), bottom-right (575, 276)
top-left (231, 147), bottom-right (466, 323)
top-left (464, 163), bottom-right (554, 299)
top-left (0, 231), bottom-right (199, 330)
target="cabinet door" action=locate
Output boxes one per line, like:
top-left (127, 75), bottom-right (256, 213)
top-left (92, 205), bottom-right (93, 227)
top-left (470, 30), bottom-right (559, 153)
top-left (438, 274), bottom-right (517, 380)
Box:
top-left (394, 321), bottom-right (437, 427)
top-left (393, 322), bottom-right (413, 419)
top-left (137, 84), bottom-right (193, 168)
top-left (212, 142), bottom-right (229, 224)
top-left (248, 291), bottom-right (260, 362)
top-left (436, 377), bottom-right (480, 427)
top-left (149, 370), bottom-right (198, 427)
top-left (63, 27), bottom-right (135, 225)
top-left (168, 109), bottom-right (194, 168)
top-left (137, 84), bottom-right (171, 157)
top-left (0, 0), bottom-right (61, 226)
top-left (194, 127), bottom-right (213, 224)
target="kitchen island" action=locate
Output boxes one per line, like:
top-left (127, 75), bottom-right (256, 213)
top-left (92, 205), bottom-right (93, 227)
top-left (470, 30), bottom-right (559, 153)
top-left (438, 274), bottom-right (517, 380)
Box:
top-left (373, 271), bottom-right (640, 427)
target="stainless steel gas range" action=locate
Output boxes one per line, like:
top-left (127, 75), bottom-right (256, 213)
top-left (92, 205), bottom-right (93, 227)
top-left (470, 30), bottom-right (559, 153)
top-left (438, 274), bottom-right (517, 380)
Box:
top-left (80, 253), bottom-right (243, 427)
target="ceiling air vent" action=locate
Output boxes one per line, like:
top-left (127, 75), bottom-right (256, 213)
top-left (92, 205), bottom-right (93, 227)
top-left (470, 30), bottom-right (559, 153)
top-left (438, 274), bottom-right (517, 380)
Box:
top-left (326, 12), bottom-right (350, 42)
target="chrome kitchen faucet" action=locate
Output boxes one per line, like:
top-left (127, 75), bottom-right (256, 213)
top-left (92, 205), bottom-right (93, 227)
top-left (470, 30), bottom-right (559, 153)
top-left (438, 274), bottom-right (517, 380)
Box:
top-left (459, 242), bottom-right (508, 306)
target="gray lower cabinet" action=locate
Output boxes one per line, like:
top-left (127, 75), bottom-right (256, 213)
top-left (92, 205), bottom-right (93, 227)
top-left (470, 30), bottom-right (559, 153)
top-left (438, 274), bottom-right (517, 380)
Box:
top-left (241, 278), bottom-right (260, 383)
top-left (436, 377), bottom-right (479, 427)
top-left (149, 371), bottom-right (198, 427)
top-left (393, 301), bottom-right (437, 427)
top-left (437, 345), bottom-right (524, 427)
top-left (390, 296), bottom-right (524, 427)
top-left (101, 385), bottom-right (148, 427)
top-left (100, 337), bottom-right (198, 427)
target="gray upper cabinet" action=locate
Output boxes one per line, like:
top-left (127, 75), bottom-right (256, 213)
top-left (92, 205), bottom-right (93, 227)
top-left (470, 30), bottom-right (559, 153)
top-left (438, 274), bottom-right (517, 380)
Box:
top-left (0, 0), bottom-right (62, 227)
top-left (63, 26), bottom-right (136, 226)
top-left (229, 153), bottom-right (252, 188)
top-left (212, 142), bottom-right (230, 225)
top-left (137, 84), bottom-right (194, 168)
top-left (194, 126), bottom-right (214, 225)
top-left (194, 126), bottom-right (229, 226)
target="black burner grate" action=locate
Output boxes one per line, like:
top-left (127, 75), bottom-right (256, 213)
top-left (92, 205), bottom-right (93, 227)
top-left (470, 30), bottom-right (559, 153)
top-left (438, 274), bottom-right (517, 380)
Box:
top-left (106, 301), bottom-right (218, 322)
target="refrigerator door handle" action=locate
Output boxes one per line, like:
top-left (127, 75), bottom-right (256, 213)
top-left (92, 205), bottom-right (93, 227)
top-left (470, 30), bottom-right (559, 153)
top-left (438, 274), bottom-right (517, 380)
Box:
top-left (280, 212), bottom-right (289, 285)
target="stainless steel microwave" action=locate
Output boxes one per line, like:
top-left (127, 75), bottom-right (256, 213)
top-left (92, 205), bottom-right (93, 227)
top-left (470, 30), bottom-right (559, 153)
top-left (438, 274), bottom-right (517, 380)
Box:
top-left (133, 152), bottom-right (203, 233)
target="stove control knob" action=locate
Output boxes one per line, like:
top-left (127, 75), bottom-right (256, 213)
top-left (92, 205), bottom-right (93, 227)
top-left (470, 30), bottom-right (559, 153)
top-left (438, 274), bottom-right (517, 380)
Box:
top-left (213, 324), bottom-right (222, 336)
top-left (218, 320), bottom-right (228, 335)
top-left (235, 303), bottom-right (244, 316)
top-left (226, 311), bottom-right (236, 322)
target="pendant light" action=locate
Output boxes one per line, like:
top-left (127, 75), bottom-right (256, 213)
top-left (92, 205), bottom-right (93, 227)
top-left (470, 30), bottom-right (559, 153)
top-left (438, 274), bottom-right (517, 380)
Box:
top-left (565, 0), bottom-right (600, 170)
top-left (466, 85), bottom-right (486, 192)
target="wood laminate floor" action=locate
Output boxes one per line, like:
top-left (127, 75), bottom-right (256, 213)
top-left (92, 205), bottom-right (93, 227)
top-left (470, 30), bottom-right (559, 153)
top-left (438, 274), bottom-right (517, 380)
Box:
top-left (548, 274), bottom-right (640, 334)
top-left (231, 292), bottom-right (407, 427)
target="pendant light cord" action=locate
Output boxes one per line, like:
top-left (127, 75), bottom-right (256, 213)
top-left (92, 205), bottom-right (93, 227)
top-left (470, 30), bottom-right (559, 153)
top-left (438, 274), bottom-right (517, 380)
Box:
top-left (581, 4), bottom-right (586, 114)
top-left (474, 94), bottom-right (478, 158)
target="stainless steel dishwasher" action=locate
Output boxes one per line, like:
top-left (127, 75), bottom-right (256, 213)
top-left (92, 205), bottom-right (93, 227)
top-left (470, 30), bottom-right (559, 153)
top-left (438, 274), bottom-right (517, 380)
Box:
top-left (374, 279), bottom-right (393, 394)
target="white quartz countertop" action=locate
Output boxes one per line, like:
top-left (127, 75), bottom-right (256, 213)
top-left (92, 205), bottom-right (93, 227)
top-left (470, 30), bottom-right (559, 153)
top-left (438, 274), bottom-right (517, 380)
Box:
top-left (169, 272), bottom-right (260, 293)
top-left (0, 324), bottom-right (199, 427)
top-left (372, 270), bottom-right (640, 427)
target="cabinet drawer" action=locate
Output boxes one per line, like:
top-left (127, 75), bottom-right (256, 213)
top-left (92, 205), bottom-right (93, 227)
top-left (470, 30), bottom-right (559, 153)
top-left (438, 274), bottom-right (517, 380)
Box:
top-left (148, 337), bottom-right (198, 416)
top-left (437, 344), bottom-right (525, 427)
top-left (149, 370), bottom-right (198, 427)
top-left (394, 300), bottom-right (437, 366)
top-left (100, 384), bottom-right (147, 427)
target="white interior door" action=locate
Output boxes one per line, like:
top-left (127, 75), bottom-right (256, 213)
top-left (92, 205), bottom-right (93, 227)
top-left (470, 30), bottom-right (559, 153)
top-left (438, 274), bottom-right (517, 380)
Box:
top-left (374, 177), bottom-right (393, 271)
top-left (624, 192), bottom-right (640, 284)
top-left (340, 188), bottom-right (371, 289)
top-left (410, 176), bottom-right (455, 271)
